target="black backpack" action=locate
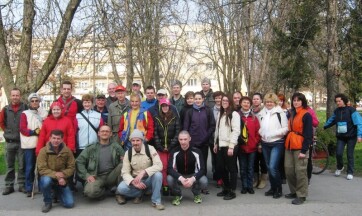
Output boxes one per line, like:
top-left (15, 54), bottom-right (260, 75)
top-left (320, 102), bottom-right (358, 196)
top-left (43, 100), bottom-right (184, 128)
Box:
top-left (128, 143), bottom-right (152, 162)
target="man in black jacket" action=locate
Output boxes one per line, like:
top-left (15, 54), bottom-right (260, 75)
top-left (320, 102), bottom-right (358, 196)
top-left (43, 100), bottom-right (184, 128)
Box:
top-left (167, 131), bottom-right (208, 206)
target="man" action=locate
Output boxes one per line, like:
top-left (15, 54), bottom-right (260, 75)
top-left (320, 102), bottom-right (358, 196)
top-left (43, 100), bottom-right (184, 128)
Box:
top-left (233, 91), bottom-right (242, 111)
top-left (148, 89), bottom-right (179, 118)
top-left (0, 88), bottom-right (27, 195)
top-left (141, 86), bottom-right (157, 110)
top-left (94, 94), bottom-right (109, 123)
top-left (170, 80), bottom-right (185, 113)
top-left (77, 125), bottom-right (125, 200)
top-left (106, 82), bottom-right (117, 109)
top-left (199, 77), bottom-right (215, 108)
top-left (37, 130), bottom-right (75, 213)
top-left (108, 85), bottom-right (130, 139)
top-left (20, 93), bottom-right (47, 197)
top-left (131, 81), bottom-right (144, 99)
top-left (167, 131), bottom-right (208, 206)
top-left (117, 129), bottom-right (165, 210)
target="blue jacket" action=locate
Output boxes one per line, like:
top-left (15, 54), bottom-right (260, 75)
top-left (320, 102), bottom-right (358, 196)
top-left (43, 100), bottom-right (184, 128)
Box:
top-left (76, 110), bottom-right (102, 149)
top-left (141, 98), bottom-right (157, 111)
top-left (324, 106), bottom-right (362, 138)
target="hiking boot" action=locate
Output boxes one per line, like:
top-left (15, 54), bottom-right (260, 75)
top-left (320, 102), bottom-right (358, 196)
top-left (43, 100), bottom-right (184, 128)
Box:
top-left (194, 195), bottom-right (202, 204)
top-left (115, 195), bottom-right (126, 205)
top-left (18, 185), bottom-right (26, 193)
top-left (152, 203), bottom-right (165, 210)
top-left (247, 188), bottom-right (255, 194)
top-left (257, 174), bottom-right (268, 189)
top-left (347, 174), bottom-right (353, 180)
top-left (285, 193), bottom-right (297, 199)
top-left (240, 188), bottom-right (247, 194)
top-left (273, 187), bottom-right (282, 199)
top-left (2, 187), bottom-right (14, 195)
top-left (291, 197), bottom-right (306, 205)
top-left (217, 190), bottom-right (228, 197)
top-left (223, 190), bottom-right (236, 200)
top-left (41, 203), bottom-right (52, 213)
top-left (172, 196), bottom-right (182, 206)
top-left (133, 196), bottom-right (143, 204)
top-left (335, 167), bottom-right (344, 176)
top-left (265, 188), bottom-right (274, 196)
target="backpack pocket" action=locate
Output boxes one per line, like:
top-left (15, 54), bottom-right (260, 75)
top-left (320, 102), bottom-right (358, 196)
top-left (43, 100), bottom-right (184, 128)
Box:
top-left (337, 122), bottom-right (347, 134)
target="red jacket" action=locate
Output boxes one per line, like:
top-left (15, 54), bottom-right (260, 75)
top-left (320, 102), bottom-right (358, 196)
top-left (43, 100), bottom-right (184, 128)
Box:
top-left (36, 115), bottom-right (75, 155)
top-left (56, 96), bottom-right (80, 129)
top-left (240, 115), bottom-right (261, 153)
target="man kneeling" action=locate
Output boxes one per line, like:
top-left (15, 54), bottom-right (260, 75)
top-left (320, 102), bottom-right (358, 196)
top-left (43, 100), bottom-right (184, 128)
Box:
top-left (76, 125), bottom-right (125, 200)
top-left (167, 130), bottom-right (208, 205)
top-left (117, 129), bottom-right (165, 210)
top-left (37, 130), bottom-right (75, 213)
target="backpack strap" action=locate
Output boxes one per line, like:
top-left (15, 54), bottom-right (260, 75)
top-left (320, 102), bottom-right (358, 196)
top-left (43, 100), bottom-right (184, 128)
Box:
top-left (276, 112), bottom-right (281, 126)
top-left (64, 97), bottom-right (76, 116)
top-left (128, 143), bottom-right (152, 163)
top-left (79, 112), bottom-right (98, 133)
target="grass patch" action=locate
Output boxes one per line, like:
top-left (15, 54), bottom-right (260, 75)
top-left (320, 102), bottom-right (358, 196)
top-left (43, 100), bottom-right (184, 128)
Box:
top-left (0, 142), bottom-right (5, 175)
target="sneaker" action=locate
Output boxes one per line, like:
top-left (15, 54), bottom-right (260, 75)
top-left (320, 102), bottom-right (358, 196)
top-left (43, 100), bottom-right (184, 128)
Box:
top-left (41, 203), bottom-right (52, 213)
top-left (2, 187), bottom-right (14, 195)
top-left (284, 193), bottom-right (297, 199)
top-left (194, 195), bottom-right (202, 204)
top-left (291, 197), bottom-right (306, 205)
top-left (152, 203), bottom-right (165, 210)
top-left (335, 167), bottom-right (344, 176)
top-left (172, 196), bottom-right (182, 206)
top-left (347, 174), bottom-right (353, 180)
top-left (115, 195), bottom-right (126, 205)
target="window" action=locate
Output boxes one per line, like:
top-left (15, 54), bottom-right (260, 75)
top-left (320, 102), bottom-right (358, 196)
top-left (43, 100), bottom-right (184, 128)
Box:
top-left (80, 82), bottom-right (88, 88)
top-left (187, 79), bottom-right (197, 86)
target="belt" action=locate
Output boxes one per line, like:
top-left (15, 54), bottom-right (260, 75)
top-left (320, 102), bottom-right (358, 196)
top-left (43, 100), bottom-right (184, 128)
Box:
top-left (5, 139), bottom-right (20, 143)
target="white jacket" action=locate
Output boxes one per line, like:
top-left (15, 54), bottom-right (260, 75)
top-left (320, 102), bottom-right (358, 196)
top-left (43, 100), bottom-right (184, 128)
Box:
top-left (214, 111), bottom-right (241, 148)
top-left (258, 106), bottom-right (288, 143)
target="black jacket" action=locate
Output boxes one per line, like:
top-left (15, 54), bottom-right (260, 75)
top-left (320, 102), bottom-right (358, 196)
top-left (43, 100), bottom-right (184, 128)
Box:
top-left (153, 114), bottom-right (180, 152)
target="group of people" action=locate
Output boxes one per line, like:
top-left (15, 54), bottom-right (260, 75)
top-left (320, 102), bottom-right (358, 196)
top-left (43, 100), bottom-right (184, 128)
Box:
top-left (1, 77), bottom-right (362, 213)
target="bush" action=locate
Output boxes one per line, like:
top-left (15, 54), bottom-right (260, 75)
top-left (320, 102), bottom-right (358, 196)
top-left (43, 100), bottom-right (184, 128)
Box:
top-left (316, 111), bottom-right (337, 155)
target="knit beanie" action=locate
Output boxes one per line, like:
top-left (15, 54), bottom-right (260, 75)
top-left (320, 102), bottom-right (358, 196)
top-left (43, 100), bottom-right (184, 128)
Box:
top-left (28, 93), bottom-right (41, 102)
top-left (129, 129), bottom-right (144, 141)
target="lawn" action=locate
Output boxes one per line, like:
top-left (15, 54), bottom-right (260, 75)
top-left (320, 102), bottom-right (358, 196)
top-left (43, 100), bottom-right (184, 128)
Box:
top-left (0, 142), bottom-right (5, 175)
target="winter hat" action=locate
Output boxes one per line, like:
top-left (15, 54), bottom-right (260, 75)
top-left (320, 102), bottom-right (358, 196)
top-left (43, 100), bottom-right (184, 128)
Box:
top-left (50, 101), bottom-right (64, 110)
top-left (129, 129), bottom-right (144, 141)
top-left (28, 93), bottom-right (41, 102)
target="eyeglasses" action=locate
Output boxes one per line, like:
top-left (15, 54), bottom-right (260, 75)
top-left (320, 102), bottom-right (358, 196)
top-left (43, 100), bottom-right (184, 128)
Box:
top-left (30, 100), bottom-right (39, 103)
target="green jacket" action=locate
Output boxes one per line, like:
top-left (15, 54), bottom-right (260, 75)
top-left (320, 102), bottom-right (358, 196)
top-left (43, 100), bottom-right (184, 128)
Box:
top-left (37, 143), bottom-right (75, 180)
top-left (76, 141), bottom-right (125, 180)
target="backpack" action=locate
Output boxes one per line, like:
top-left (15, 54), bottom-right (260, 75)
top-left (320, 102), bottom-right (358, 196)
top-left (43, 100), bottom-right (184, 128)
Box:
top-left (127, 143), bottom-right (152, 162)
top-left (238, 118), bottom-right (248, 145)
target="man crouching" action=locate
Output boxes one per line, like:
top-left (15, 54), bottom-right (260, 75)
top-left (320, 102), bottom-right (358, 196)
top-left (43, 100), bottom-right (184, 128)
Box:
top-left (117, 129), bottom-right (165, 210)
top-left (37, 130), bottom-right (75, 213)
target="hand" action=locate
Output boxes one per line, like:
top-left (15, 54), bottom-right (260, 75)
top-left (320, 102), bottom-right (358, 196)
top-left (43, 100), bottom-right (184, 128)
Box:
top-left (87, 176), bottom-right (96, 183)
top-left (58, 178), bottom-right (66, 186)
top-left (184, 177), bottom-right (195, 188)
top-left (133, 170), bottom-right (146, 185)
top-left (132, 181), bottom-right (147, 190)
top-left (227, 148), bottom-right (234, 156)
top-left (55, 172), bottom-right (65, 179)
top-left (258, 145), bottom-right (262, 153)
top-left (298, 153), bottom-right (306, 159)
top-left (213, 145), bottom-right (218, 154)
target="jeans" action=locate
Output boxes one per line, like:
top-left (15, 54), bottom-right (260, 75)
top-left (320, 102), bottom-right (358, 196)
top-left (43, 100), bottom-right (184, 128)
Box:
top-left (40, 176), bottom-right (74, 208)
top-left (167, 175), bottom-right (208, 196)
top-left (262, 140), bottom-right (284, 189)
top-left (117, 171), bottom-right (163, 204)
top-left (336, 137), bottom-right (357, 174)
top-left (24, 149), bottom-right (36, 192)
top-left (238, 152), bottom-right (256, 189)
top-left (5, 142), bottom-right (25, 188)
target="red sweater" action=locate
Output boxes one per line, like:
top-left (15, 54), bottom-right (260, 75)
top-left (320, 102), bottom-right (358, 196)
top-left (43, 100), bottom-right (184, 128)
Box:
top-left (240, 115), bottom-right (261, 153)
top-left (35, 115), bottom-right (75, 155)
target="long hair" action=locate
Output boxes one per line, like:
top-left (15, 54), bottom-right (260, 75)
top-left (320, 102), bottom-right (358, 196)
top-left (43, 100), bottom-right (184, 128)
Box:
top-left (290, 92), bottom-right (308, 118)
top-left (218, 94), bottom-right (234, 127)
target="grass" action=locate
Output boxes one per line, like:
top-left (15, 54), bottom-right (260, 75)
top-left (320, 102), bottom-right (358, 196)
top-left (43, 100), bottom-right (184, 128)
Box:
top-left (0, 142), bottom-right (5, 175)
top-left (316, 110), bottom-right (362, 176)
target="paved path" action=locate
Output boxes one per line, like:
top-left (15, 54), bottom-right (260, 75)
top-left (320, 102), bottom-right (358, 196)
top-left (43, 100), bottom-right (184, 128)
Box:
top-left (0, 171), bottom-right (361, 216)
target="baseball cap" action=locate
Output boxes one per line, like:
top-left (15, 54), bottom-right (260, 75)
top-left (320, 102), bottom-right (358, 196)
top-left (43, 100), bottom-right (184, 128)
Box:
top-left (115, 85), bottom-right (126, 92)
top-left (132, 81), bottom-right (141, 86)
top-left (159, 98), bottom-right (171, 106)
top-left (157, 89), bottom-right (168, 95)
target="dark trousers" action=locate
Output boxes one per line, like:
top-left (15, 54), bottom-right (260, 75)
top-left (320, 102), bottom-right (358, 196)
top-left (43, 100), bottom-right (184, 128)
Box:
top-left (4, 142), bottom-right (24, 188)
top-left (216, 147), bottom-right (238, 190)
top-left (254, 150), bottom-right (267, 174)
top-left (238, 152), bottom-right (256, 189)
top-left (336, 137), bottom-right (357, 174)
top-left (195, 145), bottom-right (209, 176)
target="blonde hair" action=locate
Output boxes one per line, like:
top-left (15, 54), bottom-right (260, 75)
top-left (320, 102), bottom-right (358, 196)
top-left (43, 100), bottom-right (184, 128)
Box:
top-left (130, 93), bottom-right (142, 102)
top-left (263, 92), bottom-right (279, 105)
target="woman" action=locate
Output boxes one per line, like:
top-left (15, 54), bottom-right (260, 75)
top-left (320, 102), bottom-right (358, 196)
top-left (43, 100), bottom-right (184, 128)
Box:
top-left (258, 93), bottom-right (288, 198)
top-left (118, 93), bottom-right (154, 151)
top-left (213, 94), bottom-right (240, 200)
top-left (324, 93), bottom-right (362, 180)
top-left (179, 91), bottom-right (195, 128)
top-left (76, 94), bottom-right (104, 156)
top-left (212, 91), bottom-right (224, 186)
top-left (251, 93), bottom-right (268, 189)
top-left (154, 98), bottom-right (180, 195)
top-left (278, 93), bottom-right (289, 117)
top-left (284, 92), bottom-right (313, 205)
top-left (238, 96), bottom-right (261, 195)
top-left (36, 102), bottom-right (75, 156)
top-left (183, 92), bottom-right (215, 175)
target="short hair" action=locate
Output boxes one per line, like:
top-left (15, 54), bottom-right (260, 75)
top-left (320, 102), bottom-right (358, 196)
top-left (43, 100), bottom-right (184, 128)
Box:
top-left (50, 129), bottom-right (64, 138)
top-left (145, 85), bottom-right (155, 93)
top-left (335, 93), bottom-right (349, 105)
top-left (99, 125), bottom-right (112, 132)
top-left (194, 92), bottom-right (205, 99)
top-left (240, 96), bottom-right (252, 105)
top-left (11, 87), bottom-right (21, 94)
top-left (263, 92), bottom-right (279, 105)
top-left (171, 80), bottom-right (182, 88)
top-left (291, 92), bottom-right (308, 109)
top-left (178, 130), bottom-right (190, 137)
top-left (82, 94), bottom-right (94, 102)
top-left (184, 91), bottom-right (195, 100)
top-left (233, 91), bottom-right (243, 97)
top-left (252, 92), bottom-right (263, 100)
top-left (61, 80), bottom-right (72, 89)
top-left (213, 91), bottom-right (224, 99)
top-left (130, 92), bottom-right (142, 102)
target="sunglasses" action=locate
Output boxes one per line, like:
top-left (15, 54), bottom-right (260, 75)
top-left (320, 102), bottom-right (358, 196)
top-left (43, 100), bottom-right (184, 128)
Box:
top-left (31, 100), bottom-right (39, 103)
